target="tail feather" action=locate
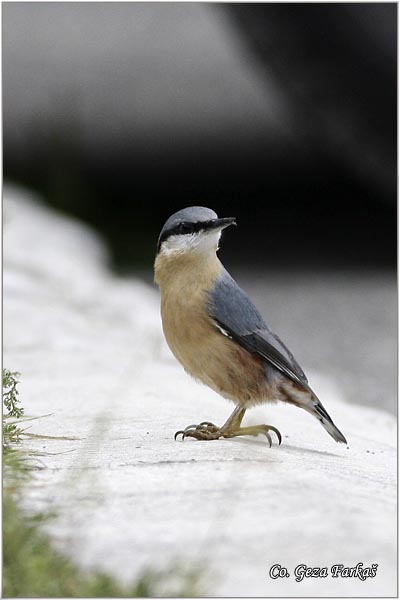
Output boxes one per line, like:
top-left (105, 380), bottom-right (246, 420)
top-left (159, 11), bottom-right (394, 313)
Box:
top-left (308, 399), bottom-right (347, 444)
top-left (279, 380), bottom-right (347, 444)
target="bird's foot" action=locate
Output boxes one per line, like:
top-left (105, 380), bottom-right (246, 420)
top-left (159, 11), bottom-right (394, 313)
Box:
top-left (174, 422), bottom-right (221, 441)
top-left (174, 422), bottom-right (281, 446)
top-left (223, 425), bottom-right (282, 447)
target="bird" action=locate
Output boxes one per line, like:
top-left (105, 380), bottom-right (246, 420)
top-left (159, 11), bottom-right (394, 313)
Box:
top-left (154, 206), bottom-right (347, 446)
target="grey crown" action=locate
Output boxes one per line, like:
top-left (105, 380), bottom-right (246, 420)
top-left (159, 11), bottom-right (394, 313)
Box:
top-left (160, 206), bottom-right (218, 237)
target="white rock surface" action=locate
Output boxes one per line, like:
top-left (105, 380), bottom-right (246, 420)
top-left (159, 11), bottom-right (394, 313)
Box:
top-left (4, 185), bottom-right (397, 597)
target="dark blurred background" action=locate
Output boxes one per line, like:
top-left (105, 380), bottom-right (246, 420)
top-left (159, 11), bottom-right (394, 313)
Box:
top-left (3, 2), bottom-right (397, 273)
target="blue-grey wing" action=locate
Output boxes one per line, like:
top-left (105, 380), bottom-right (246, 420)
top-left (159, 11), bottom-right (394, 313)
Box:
top-left (207, 268), bottom-right (309, 389)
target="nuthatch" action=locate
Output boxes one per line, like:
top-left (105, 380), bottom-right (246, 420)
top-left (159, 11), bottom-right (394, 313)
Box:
top-left (154, 206), bottom-right (347, 446)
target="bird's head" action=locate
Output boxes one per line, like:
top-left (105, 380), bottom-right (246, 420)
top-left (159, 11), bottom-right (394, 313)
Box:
top-left (156, 206), bottom-right (236, 258)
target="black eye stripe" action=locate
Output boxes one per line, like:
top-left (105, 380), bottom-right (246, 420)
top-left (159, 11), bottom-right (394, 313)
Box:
top-left (157, 220), bottom-right (215, 252)
top-left (178, 222), bottom-right (195, 234)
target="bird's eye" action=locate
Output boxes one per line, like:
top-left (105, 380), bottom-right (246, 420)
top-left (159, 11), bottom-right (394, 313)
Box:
top-left (179, 222), bottom-right (195, 234)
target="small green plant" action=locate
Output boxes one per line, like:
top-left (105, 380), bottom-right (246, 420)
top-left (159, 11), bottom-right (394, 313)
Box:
top-left (4, 493), bottom-right (203, 597)
top-left (3, 369), bottom-right (23, 417)
top-left (2, 369), bottom-right (205, 597)
top-left (3, 369), bottom-right (24, 449)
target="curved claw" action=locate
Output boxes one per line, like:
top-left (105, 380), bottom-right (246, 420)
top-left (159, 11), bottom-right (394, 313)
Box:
top-left (174, 430), bottom-right (185, 441)
top-left (263, 431), bottom-right (272, 448)
top-left (253, 428), bottom-right (273, 447)
top-left (268, 426), bottom-right (282, 445)
top-left (198, 421), bottom-right (217, 428)
top-left (183, 424), bottom-right (198, 433)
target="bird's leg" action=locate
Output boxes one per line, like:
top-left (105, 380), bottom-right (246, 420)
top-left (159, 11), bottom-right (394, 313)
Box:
top-left (220, 405), bottom-right (246, 432)
top-left (174, 405), bottom-right (281, 446)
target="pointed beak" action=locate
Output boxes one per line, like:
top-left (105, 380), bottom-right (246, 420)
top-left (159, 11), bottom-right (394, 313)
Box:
top-left (210, 217), bottom-right (237, 231)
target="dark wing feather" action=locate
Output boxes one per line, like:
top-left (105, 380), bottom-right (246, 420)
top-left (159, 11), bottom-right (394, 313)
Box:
top-left (208, 268), bottom-right (310, 390)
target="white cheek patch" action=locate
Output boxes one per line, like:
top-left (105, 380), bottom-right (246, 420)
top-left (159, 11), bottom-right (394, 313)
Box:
top-left (200, 230), bottom-right (221, 253)
top-left (162, 234), bottom-right (195, 254)
top-left (161, 230), bottom-right (221, 255)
